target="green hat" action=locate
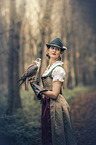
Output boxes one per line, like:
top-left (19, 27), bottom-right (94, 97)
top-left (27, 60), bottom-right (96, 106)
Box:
top-left (46, 38), bottom-right (67, 50)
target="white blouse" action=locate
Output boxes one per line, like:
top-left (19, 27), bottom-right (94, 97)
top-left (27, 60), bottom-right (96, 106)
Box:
top-left (52, 66), bottom-right (66, 82)
top-left (42, 61), bottom-right (66, 82)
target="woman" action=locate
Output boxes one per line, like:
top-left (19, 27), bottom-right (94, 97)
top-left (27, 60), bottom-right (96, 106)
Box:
top-left (30, 38), bottom-right (77, 145)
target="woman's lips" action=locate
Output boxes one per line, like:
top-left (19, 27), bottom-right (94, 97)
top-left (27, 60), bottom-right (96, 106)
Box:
top-left (52, 53), bottom-right (56, 55)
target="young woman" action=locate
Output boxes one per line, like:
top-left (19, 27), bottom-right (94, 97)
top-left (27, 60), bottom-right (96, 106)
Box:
top-left (30, 38), bottom-right (77, 145)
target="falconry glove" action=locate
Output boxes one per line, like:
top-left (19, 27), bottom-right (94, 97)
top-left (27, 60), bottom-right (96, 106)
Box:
top-left (30, 78), bottom-right (48, 100)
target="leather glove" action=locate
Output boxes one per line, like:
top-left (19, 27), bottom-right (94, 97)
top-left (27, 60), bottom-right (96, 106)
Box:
top-left (30, 78), bottom-right (48, 100)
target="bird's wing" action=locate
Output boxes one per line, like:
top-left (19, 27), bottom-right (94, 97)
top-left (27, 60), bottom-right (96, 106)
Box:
top-left (18, 64), bottom-right (38, 83)
top-left (25, 62), bottom-right (36, 72)
top-left (26, 65), bottom-right (38, 77)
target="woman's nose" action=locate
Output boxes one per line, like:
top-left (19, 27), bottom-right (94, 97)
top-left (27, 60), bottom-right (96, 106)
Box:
top-left (53, 48), bottom-right (56, 52)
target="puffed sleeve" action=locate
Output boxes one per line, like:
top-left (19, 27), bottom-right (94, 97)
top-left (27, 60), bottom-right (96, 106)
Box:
top-left (52, 66), bottom-right (66, 82)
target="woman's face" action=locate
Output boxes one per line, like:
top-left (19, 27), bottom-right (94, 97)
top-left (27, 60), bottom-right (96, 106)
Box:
top-left (48, 46), bottom-right (61, 60)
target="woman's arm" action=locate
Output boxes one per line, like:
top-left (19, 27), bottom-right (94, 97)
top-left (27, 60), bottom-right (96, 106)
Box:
top-left (42, 80), bottom-right (62, 99)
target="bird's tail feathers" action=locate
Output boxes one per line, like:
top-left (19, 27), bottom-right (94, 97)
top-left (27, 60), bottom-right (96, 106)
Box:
top-left (25, 78), bottom-right (29, 90)
top-left (17, 79), bottom-right (25, 86)
top-left (17, 78), bottom-right (22, 83)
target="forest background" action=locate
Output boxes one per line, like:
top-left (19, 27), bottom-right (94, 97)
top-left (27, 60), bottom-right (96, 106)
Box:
top-left (0, 0), bottom-right (96, 144)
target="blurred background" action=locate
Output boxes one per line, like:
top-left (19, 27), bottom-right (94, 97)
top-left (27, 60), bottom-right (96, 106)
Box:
top-left (0, 0), bottom-right (96, 145)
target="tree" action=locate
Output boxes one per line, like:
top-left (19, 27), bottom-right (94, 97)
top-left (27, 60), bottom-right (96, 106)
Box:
top-left (6, 0), bottom-right (26, 114)
top-left (40, 0), bottom-right (54, 75)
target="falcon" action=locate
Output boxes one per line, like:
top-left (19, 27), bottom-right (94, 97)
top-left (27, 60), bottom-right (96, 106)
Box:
top-left (18, 58), bottom-right (41, 90)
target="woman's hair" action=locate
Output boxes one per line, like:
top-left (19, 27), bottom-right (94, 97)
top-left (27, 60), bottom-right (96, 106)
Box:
top-left (60, 49), bottom-right (64, 53)
top-left (46, 53), bottom-right (50, 59)
top-left (58, 56), bottom-right (61, 61)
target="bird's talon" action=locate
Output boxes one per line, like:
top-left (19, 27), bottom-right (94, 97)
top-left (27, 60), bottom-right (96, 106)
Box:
top-left (28, 78), bottom-right (32, 81)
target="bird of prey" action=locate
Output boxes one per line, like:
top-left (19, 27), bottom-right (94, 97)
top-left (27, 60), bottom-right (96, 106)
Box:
top-left (18, 58), bottom-right (41, 90)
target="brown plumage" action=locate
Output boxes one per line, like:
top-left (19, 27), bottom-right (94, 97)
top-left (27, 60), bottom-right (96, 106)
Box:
top-left (18, 58), bottom-right (41, 89)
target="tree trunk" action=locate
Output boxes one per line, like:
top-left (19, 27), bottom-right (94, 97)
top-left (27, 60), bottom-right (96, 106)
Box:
top-left (61, 0), bottom-right (70, 88)
top-left (6, 0), bottom-right (22, 114)
top-left (40, 0), bottom-right (54, 76)
top-left (13, 21), bottom-right (22, 110)
top-left (0, 41), bottom-right (4, 85)
top-left (20, 22), bottom-right (25, 75)
top-left (7, 21), bottom-right (14, 114)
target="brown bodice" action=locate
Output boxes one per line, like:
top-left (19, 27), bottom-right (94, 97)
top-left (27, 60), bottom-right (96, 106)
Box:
top-left (42, 76), bottom-right (53, 91)
top-left (41, 76), bottom-right (62, 94)
top-left (41, 64), bottom-right (64, 94)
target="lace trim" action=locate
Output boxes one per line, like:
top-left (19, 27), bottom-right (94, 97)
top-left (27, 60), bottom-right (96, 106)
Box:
top-left (53, 75), bottom-right (64, 82)
top-left (42, 61), bottom-right (64, 77)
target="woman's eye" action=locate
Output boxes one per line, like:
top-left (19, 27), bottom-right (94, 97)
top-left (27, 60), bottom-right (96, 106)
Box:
top-left (51, 47), bottom-right (60, 51)
top-left (56, 48), bottom-right (60, 51)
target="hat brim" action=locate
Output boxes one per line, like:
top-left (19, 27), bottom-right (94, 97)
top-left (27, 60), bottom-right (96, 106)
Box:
top-left (46, 44), bottom-right (67, 50)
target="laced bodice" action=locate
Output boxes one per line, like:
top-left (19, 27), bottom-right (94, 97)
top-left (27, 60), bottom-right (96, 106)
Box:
top-left (41, 61), bottom-right (66, 93)
top-left (42, 76), bottom-right (52, 91)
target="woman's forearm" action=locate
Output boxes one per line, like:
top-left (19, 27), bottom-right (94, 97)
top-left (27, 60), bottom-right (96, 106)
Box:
top-left (42, 90), bottom-right (59, 99)
top-left (42, 80), bottom-right (62, 99)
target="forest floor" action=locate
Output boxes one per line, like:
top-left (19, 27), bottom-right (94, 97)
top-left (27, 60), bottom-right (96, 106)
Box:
top-left (71, 88), bottom-right (96, 145)
top-left (0, 86), bottom-right (96, 145)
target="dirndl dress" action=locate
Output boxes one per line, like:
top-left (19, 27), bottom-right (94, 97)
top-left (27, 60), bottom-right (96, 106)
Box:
top-left (41, 61), bottom-right (77, 145)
